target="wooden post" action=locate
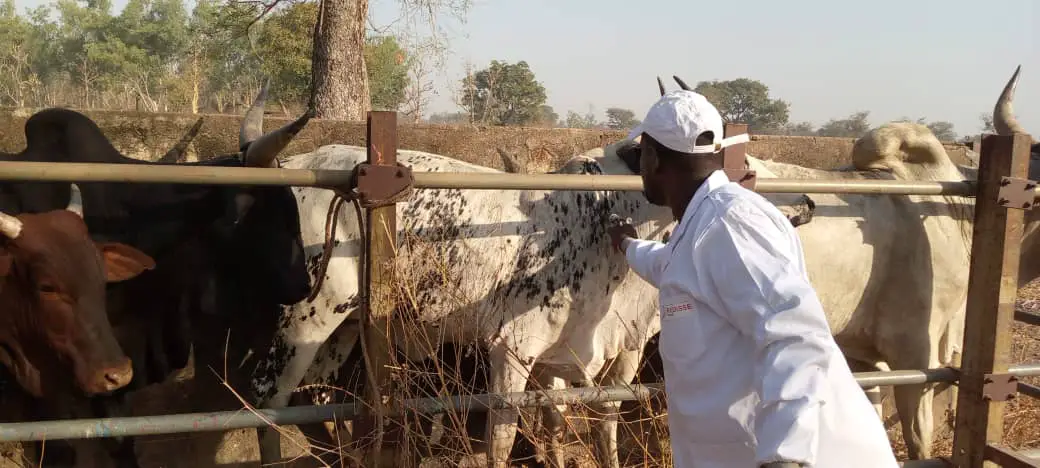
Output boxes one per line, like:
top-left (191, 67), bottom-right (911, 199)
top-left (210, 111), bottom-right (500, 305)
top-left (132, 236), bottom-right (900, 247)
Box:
top-left (358, 111), bottom-right (399, 467)
top-left (950, 133), bottom-right (1033, 467)
top-left (721, 123), bottom-right (756, 190)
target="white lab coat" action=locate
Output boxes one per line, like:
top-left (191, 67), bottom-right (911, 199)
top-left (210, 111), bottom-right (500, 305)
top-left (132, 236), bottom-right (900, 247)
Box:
top-left (624, 170), bottom-right (898, 468)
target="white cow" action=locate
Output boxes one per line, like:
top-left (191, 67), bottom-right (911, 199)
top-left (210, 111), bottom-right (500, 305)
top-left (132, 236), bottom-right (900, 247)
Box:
top-left (249, 141), bottom-right (818, 468)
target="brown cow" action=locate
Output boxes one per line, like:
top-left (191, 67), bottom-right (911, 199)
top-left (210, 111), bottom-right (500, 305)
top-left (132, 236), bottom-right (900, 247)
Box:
top-left (0, 184), bottom-right (155, 400)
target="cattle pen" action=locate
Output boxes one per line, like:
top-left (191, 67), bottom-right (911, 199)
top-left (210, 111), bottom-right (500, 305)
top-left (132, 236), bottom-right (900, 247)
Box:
top-left (0, 111), bottom-right (1037, 468)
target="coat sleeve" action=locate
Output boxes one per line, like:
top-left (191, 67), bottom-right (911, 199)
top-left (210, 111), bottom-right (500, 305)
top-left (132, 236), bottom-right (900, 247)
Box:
top-left (695, 201), bottom-right (834, 466)
top-left (624, 238), bottom-right (669, 288)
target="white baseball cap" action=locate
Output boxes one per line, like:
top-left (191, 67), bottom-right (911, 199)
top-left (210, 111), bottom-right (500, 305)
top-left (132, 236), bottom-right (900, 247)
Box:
top-left (626, 90), bottom-right (749, 154)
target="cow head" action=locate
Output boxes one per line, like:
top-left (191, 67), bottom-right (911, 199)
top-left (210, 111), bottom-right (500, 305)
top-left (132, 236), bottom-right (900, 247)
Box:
top-left (202, 82), bottom-right (313, 308)
top-left (607, 75), bottom-right (817, 228)
top-left (0, 185), bottom-right (154, 399)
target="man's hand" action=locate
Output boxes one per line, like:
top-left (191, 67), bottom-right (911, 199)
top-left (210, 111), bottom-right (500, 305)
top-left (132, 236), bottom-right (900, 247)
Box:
top-left (607, 214), bottom-right (637, 253)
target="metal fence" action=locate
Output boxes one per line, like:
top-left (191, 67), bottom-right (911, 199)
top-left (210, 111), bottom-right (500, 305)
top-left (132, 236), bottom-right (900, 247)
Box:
top-left (0, 114), bottom-right (1036, 468)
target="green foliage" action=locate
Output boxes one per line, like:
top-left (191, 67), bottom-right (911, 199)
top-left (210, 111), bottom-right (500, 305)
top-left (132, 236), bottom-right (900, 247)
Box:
top-left (564, 110), bottom-right (599, 129)
top-left (427, 111), bottom-right (469, 124)
top-left (0, 0), bottom-right (412, 113)
top-left (605, 107), bottom-right (639, 130)
top-left (816, 111), bottom-right (872, 138)
top-left (693, 78), bottom-right (790, 132)
top-left (979, 113), bottom-right (995, 133)
top-left (530, 104), bottom-right (558, 127)
top-left (254, 1), bottom-right (317, 104)
top-left (460, 60), bottom-right (548, 126)
top-left (365, 35), bottom-right (409, 111)
top-left (893, 116), bottom-right (957, 141)
top-left (780, 121), bottom-right (816, 136)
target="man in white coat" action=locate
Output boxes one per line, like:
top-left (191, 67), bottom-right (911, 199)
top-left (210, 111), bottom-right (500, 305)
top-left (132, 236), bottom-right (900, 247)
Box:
top-left (607, 88), bottom-right (899, 467)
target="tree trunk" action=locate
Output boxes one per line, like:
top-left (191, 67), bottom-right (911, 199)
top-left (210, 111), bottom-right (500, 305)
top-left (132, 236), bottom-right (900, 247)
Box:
top-left (190, 51), bottom-right (200, 114)
top-left (309, 0), bottom-right (370, 120)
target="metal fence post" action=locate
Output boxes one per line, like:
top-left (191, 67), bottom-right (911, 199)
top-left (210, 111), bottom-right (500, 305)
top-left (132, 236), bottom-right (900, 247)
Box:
top-left (950, 133), bottom-right (1034, 467)
top-left (356, 111), bottom-right (400, 467)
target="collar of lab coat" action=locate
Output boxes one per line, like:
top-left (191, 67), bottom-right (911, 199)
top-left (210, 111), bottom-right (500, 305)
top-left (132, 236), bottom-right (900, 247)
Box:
top-left (669, 169), bottom-right (732, 247)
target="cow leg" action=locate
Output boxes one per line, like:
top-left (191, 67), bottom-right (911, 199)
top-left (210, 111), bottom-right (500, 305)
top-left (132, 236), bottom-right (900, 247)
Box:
top-left (297, 321), bottom-right (363, 462)
top-left (591, 349), bottom-right (641, 468)
top-left (884, 340), bottom-right (939, 460)
top-left (530, 369), bottom-right (567, 468)
top-left (251, 304), bottom-right (359, 465)
top-left (486, 345), bottom-right (533, 468)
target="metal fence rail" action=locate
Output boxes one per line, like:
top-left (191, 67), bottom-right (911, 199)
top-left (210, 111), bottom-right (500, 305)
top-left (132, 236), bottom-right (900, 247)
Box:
top-left (0, 160), bottom-right (1000, 195)
top-left (0, 363), bottom-right (1035, 443)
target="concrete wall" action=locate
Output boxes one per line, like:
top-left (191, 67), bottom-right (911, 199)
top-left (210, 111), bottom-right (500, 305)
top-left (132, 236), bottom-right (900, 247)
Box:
top-left (0, 108), bottom-right (975, 171)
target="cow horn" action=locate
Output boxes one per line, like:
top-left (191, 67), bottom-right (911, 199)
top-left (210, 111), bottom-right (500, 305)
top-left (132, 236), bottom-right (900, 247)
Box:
top-left (0, 212), bottom-right (22, 240)
top-left (657, 76), bottom-right (666, 96)
top-left (673, 75), bottom-right (692, 91)
top-left (993, 65), bottom-right (1039, 144)
top-left (66, 184), bottom-right (83, 218)
top-left (239, 78), bottom-right (271, 150)
top-left (242, 107), bottom-right (316, 168)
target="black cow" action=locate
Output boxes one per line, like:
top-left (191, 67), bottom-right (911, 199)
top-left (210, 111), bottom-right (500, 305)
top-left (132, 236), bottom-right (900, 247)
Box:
top-left (0, 84), bottom-right (313, 467)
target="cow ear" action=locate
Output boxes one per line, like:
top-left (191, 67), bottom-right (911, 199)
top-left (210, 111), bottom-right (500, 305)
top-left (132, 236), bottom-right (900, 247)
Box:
top-left (96, 242), bottom-right (156, 283)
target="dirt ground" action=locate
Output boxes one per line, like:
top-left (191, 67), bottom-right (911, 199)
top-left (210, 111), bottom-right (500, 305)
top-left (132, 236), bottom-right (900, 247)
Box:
top-left (0, 287), bottom-right (1038, 467)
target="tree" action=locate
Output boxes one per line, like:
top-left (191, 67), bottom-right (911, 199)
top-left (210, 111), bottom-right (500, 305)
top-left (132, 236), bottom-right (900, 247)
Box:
top-left (233, 0), bottom-right (470, 120)
top-left (693, 78), bottom-right (790, 132)
top-left (979, 113), bottom-right (995, 133)
top-left (926, 121), bottom-right (956, 141)
top-left (0, 0), bottom-right (40, 106)
top-left (564, 109), bottom-right (598, 129)
top-left (307, 0), bottom-right (369, 119)
top-left (816, 111), bottom-right (871, 138)
top-left (606, 107), bottom-right (639, 130)
top-left (894, 116), bottom-right (958, 141)
top-left (254, 2), bottom-right (318, 105)
top-left (364, 35), bottom-right (409, 110)
top-left (427, 111), bottom-right (469, 124)
top-left (460, 60), bottom-right (547, 126)
top-left (530, 104), bottom-right (558, 127)
top-left (781, 121), bottom-right (816, 136)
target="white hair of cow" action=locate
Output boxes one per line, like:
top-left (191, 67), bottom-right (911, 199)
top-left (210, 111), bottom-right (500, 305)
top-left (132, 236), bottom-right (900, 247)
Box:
top-left (0, 212), bottom-right (22, 239)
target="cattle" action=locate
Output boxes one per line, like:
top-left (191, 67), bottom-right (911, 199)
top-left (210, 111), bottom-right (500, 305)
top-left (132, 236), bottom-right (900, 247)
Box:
top-left (245, 135), bottom-right (818, 468)
top-left (991, 65), bottom-right (1040, 159)
top-left (0, 184), bottom-right (154, 401)
top-left (0, 84), bottom-right (313, 466)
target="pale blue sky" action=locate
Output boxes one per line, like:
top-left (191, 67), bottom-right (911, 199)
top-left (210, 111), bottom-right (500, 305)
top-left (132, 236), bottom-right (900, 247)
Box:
top-left (11, 0), bottom-right (1040, 136)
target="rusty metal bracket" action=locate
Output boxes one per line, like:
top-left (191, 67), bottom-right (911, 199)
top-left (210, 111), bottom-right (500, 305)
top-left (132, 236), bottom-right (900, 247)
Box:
top-left (724, 169), bottom-right (757, 190)
top-left (353, 162), bottom-right (414, 208)
top-left (985, 444), bottom-right (1040, 467)
top-left (982, 373), bottom-right (1019, 401)
top-left (997, 176), bottom-right (1037, 210)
